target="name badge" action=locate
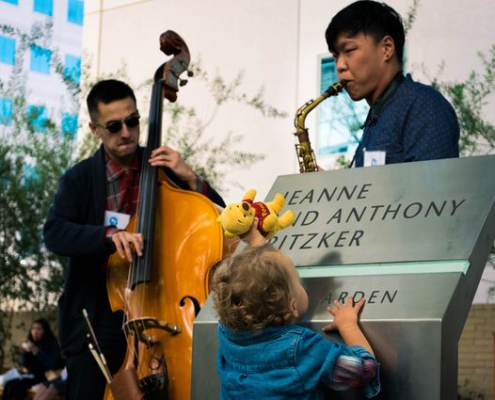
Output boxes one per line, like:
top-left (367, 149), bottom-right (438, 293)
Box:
top-left (104, 211), bottom-right (130, 230)
top-left (364, 150), bottom-right (386, 167)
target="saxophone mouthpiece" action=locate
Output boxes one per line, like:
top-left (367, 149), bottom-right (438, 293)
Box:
top-left (325, 80), bottom-right (346, 97)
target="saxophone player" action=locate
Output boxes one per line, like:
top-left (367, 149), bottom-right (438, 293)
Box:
top-left (325, 0), bottom-right (459, 168)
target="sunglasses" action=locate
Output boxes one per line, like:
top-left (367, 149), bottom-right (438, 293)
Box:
top-left (93, 113), bottom-right (140, 134)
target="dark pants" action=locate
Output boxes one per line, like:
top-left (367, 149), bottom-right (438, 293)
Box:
top-left (65, 310), bottom-right (127, 400)
top-left (2, 377), bottom-right (37, 400)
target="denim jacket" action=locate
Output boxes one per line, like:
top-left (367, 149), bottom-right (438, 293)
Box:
top-left (217, 323), bottom-right (380, 400)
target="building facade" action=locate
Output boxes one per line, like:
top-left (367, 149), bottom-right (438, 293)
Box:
top-left (0, 0), bottom-right (83, 137)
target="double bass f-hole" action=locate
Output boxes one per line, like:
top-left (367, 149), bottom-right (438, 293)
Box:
top-left (180, 296), bottom-right (202, 317)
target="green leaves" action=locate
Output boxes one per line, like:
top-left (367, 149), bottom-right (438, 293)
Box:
top-left (0, 19), bottom-right (75, 333)
top-left (433, 46), bottom-right (495, 155)
top-left (159, 60), bottom-right (286, 192)
top-left (77, 59), bottom-right (285, 193)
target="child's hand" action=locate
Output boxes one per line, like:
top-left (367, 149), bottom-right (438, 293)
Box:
top-left (239, 218), bottom-right (266, 247)
top-left (322, 296), bottom-right (365, 333)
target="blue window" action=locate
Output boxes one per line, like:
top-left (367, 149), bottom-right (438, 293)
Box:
top-left (64, 55), bottom-right (81, 83)
top-left (1, 0), bottom-right (19, 5)
top-left (68, 0), bottom-right (84, 25)
top-left (27, 105), bottom-right (48, 132)
top-left (62, 113), bottom-right (78, 138)
top-left (0, 98), bottom-right (13, 125)
top-left (317, 56), bottom-right (368, 156)
top-left (34, 0), bottom-right (53, 16)
top-left (23, 164), bottom-right (40, 185)
top-left (0, 35), bottom-right (16, 65)
top-left (30, 46), bottom-right (51, 74)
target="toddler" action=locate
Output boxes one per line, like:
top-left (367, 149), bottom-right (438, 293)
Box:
top-left (212, 231), bottom-right (380, 399)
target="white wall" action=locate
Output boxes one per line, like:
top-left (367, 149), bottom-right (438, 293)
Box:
top-left (82, 0), bottom-right (495, 204)
top-left (82, 0), bottom-right (300, 203)
top-left (474, 267), bottom-right (495, 303)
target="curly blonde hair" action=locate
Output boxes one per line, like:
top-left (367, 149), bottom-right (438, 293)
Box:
top-left (212, 244), bottom-right (294, 331)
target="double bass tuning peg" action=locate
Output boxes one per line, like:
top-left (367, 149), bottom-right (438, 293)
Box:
top-left (178, 69), bottom-right (193, 86)
top-left (178, 59), bottom-right (194, 78)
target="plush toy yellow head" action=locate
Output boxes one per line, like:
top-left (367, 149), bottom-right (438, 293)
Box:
top-left (217, 189), bottom-right (295, 240)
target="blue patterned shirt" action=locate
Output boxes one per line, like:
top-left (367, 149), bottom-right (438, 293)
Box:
top-left (353, 74), bottom-right (459, 167)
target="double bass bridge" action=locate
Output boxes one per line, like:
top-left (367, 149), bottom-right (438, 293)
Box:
top-left (124, 317), bottom-right (181, 344)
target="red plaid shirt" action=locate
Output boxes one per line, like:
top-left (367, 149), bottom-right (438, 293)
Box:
top-left (105, 152), bottom-right (140, 216)
top-left (104, 151), bottom-right (212, 226)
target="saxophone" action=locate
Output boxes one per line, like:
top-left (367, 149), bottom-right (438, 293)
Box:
top-left (294, 80), bottom-right (346, 173)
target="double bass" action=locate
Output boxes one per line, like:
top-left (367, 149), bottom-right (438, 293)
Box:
top-left (104, 31), bottom-right (227, 400)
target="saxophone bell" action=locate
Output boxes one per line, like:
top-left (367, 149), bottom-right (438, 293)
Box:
top-left (294, 80), bottom-right (346, 173)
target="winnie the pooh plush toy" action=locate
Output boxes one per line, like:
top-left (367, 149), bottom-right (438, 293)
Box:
top-left (217, 189), bottom-right (295, 240)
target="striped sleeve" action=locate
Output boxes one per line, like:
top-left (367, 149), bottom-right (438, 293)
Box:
top-left (327, 347), bottom-right (380, 398)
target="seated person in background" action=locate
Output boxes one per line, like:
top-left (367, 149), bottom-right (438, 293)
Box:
top-left (211, 225), bottom-right (380, 399)
top-left (32, 368), bottom-right (67, 400)
top-left (2, 319), bottom-right (64, 400)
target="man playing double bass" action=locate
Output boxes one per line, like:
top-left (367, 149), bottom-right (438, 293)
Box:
top-left (43, 79), bottom-right (225, 400)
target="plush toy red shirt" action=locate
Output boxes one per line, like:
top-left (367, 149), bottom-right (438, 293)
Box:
top-left (217, 189), bottom-right (295, 240)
